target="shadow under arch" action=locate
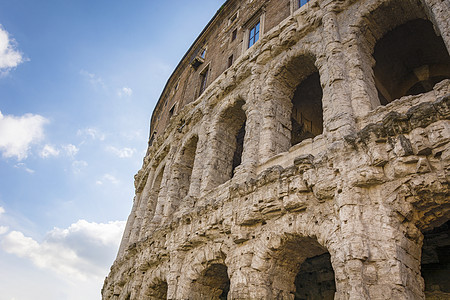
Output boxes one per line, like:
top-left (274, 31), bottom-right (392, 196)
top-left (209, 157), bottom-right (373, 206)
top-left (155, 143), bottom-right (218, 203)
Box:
top-left (201, 97), bottom-right (247, 192)
top-left (265, 234), bottom-right (336, 299)
top-left (270, 50), bottom-right (324, 148)
top-left (354, 0), bottom-right (450, 107)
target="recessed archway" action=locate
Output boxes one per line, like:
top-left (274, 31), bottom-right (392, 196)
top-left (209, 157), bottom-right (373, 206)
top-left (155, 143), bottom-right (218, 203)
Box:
top-left (268, 235), bottom-right (336, 299)
top-left (291, 70), bottom-right (323, 146)
top-left (372, 18), bottom-right (450, 104)
top-left (191, 263), bottom-right (230, 300)
top-left (421, 220), bottom-right (450, 298)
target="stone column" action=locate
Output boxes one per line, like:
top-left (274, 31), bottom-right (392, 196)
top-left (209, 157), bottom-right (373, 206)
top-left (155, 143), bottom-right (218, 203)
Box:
top-left (116, 194), bottom-right (140, 257)
top-left (233, 90), bottom-right (263, 181)
top-left (129, 168), bottom-right (155, 242)
top-left (258, 82), bottom-right (292, 163)
top-left (332, 188), bottom-right (424, 299)
top-left (188, 132), bottom-right (206, 198)
top-left (345, 34), bottom-right (380, 121)
top-left (421, 0), bottom-right (450, 53)
top-left (150, 148), bottom-right (177, 229)
top-left (320, 2), bottom-right (356, 140)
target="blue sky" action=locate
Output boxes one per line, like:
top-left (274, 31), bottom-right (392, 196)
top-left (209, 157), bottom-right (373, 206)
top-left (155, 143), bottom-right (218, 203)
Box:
top-left (0, 1), bottom-right (225, 299)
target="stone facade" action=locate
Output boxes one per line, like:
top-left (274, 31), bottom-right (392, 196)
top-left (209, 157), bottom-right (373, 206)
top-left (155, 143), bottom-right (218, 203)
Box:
top-left (102, 0), bottom-right (450, 299)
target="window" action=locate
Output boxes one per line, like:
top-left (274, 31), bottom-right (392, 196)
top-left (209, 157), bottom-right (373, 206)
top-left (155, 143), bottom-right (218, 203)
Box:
top-left (199, 68), bottom-right (209, 96)
top-left (299, 0), bottom-right (310, 7)
top-left (231, 29), bottom-right (237, 41)
top-left (228, 55), bottom-right (234, 68)
top-left (200, 48), bottom-right (206, 59)
top-left (169, 104), bottom-right (175, 119)
top-left (248, 22), bottom-right (260, 48)
top-left (229, 13), bottom-right (237, 24)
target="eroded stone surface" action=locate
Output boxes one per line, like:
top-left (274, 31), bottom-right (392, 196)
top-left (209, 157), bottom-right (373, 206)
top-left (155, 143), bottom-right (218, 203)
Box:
top-left (102, 0), bottom-right (450, 299)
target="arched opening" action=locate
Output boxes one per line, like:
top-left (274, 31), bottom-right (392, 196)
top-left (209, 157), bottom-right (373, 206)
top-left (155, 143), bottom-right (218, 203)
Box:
top-left (232, 121), bottom-right (246, 175)
top-left (372, 18), bottom-right (450, 105)
top-left (211, 99), bottom-right (246, 186)
top-left (291, 71), bottom-right (323, 146)
top-left (178, 135), bottom-right (199, 200)
top-left (269, 236), bottom-right (336, 299)
top-left (421, 220), bottom-right (450, 298)
top-left (294, 253), bottom-right (336, 300)
top-left (191, 263), bottom-right (230, 300)
top-left (147, 166), bottom-right (165, 220)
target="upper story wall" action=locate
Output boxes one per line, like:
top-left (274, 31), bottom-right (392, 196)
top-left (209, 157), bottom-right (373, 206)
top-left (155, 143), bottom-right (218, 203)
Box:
top-left (149, 0), bottom-right (295, 144)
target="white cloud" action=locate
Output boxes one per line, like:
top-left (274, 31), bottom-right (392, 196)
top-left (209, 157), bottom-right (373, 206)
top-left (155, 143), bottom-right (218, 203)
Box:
top-left (0, 111), bottom-right (48, 160)
top-left (40, 144), bottom-right (60, 158)
top-left (72, 160), bottom-right (88, 174)
top-left (14, 162), bottom-right (35, 173)
top-left (79, 69), bottom-right (106, 89)
top-left (62, 144), bottom-right (79, 158)
top-left (0, 25), bottom-right (25, 75)
top-left (118, 86), bottom-right (133, 97)
top-left (96, 173), bottom-right (120, 185)
top-left (106, 146), bottom-right (135, 158)
top-left (1, 220), bottom-right (125, 280)
top-left (77, 127), bottom-right (105, 141)
top-left (0, 206), bottom-right (4, 215)
top-left (0, 226), bottom-right (8, 235)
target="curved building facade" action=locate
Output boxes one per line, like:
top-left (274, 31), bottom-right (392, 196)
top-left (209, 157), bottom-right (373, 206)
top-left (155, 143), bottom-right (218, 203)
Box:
top-left (102, 0), bottom-right (450, 299)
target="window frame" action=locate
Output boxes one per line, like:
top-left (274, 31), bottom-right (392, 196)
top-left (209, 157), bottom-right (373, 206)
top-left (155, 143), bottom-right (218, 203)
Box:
top-left (243, 11), bottom-right (265, 51)
top-left (198, 65), bottom-right (209, 97)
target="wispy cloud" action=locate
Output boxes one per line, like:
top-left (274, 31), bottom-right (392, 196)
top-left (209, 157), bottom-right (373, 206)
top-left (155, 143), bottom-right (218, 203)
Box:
top-left (62, 144), bottom-right (79, 158)
top-left (40, 144), bottom-right (60, 158)
top-left (0, 206), bottom-right (4, 216)
top-left (1, 220), bottom-right (125, 280)
top-left (96, 173), bottom-right (120, 185)
top-left (106, 146), bottom-right (135, 158)
top-left (72, 160), bottom-right (88, 174)
top-left (79, 70), bottom-right (106, 89)
top-left (0, 111), bottom-right (48, 160)
top-left (77, 128), bottom-right (105, 141)
top-left (117, 86), bottom-right (133, 98)
top-left (14, 162), bottom-right (35, 174)
top-left (0, 25), bottom-right (26, 75)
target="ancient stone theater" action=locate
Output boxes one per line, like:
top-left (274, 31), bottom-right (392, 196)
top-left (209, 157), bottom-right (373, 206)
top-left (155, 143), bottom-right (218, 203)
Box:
top-left (102, 0), bottom-right (450, 298)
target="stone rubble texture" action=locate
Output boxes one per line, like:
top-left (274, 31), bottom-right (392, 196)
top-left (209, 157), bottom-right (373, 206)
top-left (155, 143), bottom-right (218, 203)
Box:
top-left (102, 0), bottom-right (450, 299)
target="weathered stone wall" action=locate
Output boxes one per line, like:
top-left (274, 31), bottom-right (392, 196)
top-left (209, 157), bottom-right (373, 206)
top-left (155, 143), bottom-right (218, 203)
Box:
top-left (103, 0), bottom-right (450, 299)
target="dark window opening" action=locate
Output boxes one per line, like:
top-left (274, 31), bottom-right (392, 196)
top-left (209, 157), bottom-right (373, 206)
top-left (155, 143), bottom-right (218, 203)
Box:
top-left (169, 105), bottom-right (175, 119)
top-left (294, 253), bottom-right (336, 300)
top-left (231, 121), bottom-right (245, 176)
top-left (231, 29), bottom-right (237, 41)
top-left (421, 220), bottom-right (450, 298)
top-left (373, 19), bottom-right (450, 105)
top-left (178, 136), bottom-right (198, 201)
top-left (248, 21), bottom-right (260, 48)
top-left (228, 55), bottom-right (234, 68)
top-left (199, 68), bottom-right (209, 96)
top-left (291, 71), bottom-right (323, 146)
top-left (230, 13), bottom-right (237, 24)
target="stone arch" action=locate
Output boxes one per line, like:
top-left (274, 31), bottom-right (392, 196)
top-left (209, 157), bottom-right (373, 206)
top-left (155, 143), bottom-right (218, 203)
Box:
top-left (177, 243), bottom-right (229, 300)
top-left (354, 0), bottom-right (450, 107)
top-left (264, 233), bottom-right (336, 299)
top-left (140, 268), bottom-right (169, 300)
top-left (201, 97), bottom-right (247, 191)
top-left (176, 134), bottom-right (199, 201)
top-left (260, 49), bottom-right (323, 159)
